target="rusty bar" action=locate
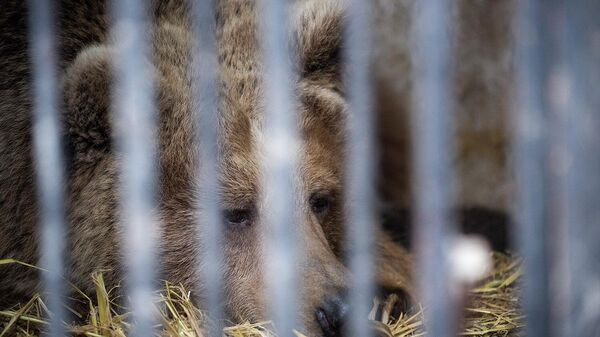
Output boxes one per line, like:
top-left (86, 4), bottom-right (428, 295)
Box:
top-left (27, 1), bottom-right (67, 336)
top-left (110, 1), bottom-right (158, 336)
top-left (189, 0), bottom-right (224, 335)
top-left (410, 1), bottom-right (457, 336)
top-left (343, 0), bottom-right (376, 337)
top-left (259, 0), bottom-right (299, 336)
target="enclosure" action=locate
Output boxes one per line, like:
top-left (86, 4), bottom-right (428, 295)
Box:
top-left (1, 0), bottom-right (599, 336)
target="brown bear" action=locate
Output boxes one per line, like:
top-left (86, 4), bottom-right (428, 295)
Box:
top-left (0, 0), bottom-right (412, 335)
top-left (372, 0), bottom-right (514, 251)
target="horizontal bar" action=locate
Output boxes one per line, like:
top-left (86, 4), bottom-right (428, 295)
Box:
top-left (110, 1), bottom-right (158, 337)
top-left (27, 1), bottom-right (67, 336)
top-left (409, 1), bottom-right (457, 336)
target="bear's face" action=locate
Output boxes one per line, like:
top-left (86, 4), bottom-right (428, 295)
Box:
top-left (61, 1), bottom-right (354, 334)
top-left (214, 82), bottom-right (349, 328)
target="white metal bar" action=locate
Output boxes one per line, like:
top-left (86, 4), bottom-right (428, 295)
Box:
top-left (110, 1), bottom-right (158, 336)
top-left (27, 1), bottom-right (67, 336)
top-left (259, 0), bottom-right (299, 336)
top-left (410, 1), bottom-right (457, 336)
top-left (343, 1), bottom-right (376, 337)
top-left (512, 1), bottom-right (562, 336)
top-left (562, 1), bottom-right (600, 335)
top-left (189, 0), bottom-right (224, 336)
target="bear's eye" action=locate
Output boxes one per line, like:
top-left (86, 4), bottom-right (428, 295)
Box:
top-left (310, 194), bottom-right (331, 216)
top-left (223, 209), bottom-right (254, 228)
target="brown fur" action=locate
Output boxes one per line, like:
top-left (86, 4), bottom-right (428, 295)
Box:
top-left (0, 0), bottom-right (412, 335)
top-left (373, 0), bottom-right (515, 212)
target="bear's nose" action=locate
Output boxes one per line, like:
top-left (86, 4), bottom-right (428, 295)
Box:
top-left (315, 292), bottom-right (349, 337)
top-left (315, 288), bottom-right (412, 336)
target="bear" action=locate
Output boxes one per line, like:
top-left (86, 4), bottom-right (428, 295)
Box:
top-left (372, 0), bottom-right (514, 251)
top-left (0, 0), bottom-right (413, 335)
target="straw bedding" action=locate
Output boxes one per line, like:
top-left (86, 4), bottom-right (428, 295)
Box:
top-left (0, 254), bottom-right (522, 337)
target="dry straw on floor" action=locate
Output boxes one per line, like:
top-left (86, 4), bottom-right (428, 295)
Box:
top-left (0, 254), bottom-right (522, 337)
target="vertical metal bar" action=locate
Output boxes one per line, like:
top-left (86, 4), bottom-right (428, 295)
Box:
top-left (410, 1), bottom-right (456, 337)
top-left (110, 1), bottom-right (158, 337)
top-left (27, 1), bottom-right (67, 336)
top-left (259, 0), bottom-right (299, 336)
top-left (562, 1), bottom-right (600, 335)
top-left (512, 1), bottom-right (554, 336)
top-left (343, 1), bottom-right (376, 337)
top-left (189, 1), bottom-right (223, 336)
top-left (512, 1), bottom-right (575, 336)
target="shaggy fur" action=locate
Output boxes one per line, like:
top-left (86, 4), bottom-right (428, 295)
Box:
top-left (373, 0), bottom-right (515, 212)
top-left (0, 0), bottom-right (414, 335)
top-left (0, 0), bottom-right (515, 333)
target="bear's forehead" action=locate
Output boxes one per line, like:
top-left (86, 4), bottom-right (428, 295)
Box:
top-left (214, 86), bottom-right (345, 205)
top-left (154, 0), bottom-right (344, 203)
top-left (213, 68), bottom-right (345, 204)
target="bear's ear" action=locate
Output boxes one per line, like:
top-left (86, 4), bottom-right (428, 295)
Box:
top-left (293, 0), bottom-right (344, 90)
top-left (62, 45), bottom-right (113, 163)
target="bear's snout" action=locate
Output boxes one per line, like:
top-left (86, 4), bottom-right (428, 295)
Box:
top-left (315, 286), bottom-right (412, 336)
top-left (315, 291), bottom-right (349, 337)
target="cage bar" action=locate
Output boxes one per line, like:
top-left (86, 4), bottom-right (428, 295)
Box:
top-left (259, 0), bottom-right (299, 336)
top-left (110, 1), bottom-right (158, 336)
top-left (27, 1), bottom-right (67, 336)
top-left (343, 1), bottom-right (376, 337)
top-left (561, 1), bottom-right (600, 335)
top-left (189, 0), bottom-right (224, 335)
top-left (512, 1), bottom-right (557, 336)
top-left (410, 1), bottom-right (457, 337)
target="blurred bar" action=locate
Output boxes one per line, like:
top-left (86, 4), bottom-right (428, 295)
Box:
top-left (561, 0), bottom-right (600, 335)
top-left (189, 0), bottom-right (224, 335)
top-left (110, 1), bottom-right (158, 337)
top-left (259, 0), bottom-right (299, 336)
top-left (409, 1), bottom-right (457, 337)
top-left (512, 1), bottom-right (556, 336)
top-left (343, 1), bottom-right (376, 337)
top-left (27, 1), bottom-right (67, 336)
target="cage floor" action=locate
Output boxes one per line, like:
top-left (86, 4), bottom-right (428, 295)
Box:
top-left (0, 253), bottom-right (521, 337)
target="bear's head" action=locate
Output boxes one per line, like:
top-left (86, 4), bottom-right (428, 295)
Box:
top-left (61, 1), bottom-right (411, 335)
